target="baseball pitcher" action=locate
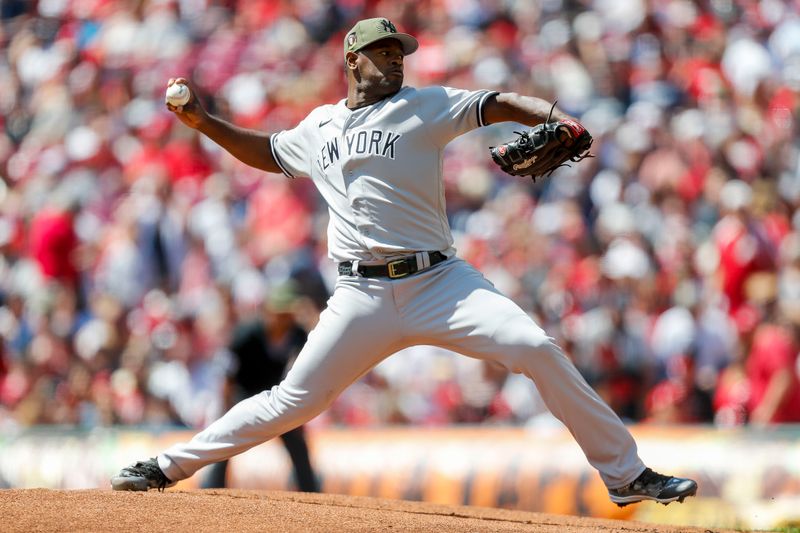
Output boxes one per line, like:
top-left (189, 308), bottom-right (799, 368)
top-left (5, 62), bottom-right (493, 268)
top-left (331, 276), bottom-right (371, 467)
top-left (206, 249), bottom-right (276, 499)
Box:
top-left (112, 17), bottom-right (697, 508)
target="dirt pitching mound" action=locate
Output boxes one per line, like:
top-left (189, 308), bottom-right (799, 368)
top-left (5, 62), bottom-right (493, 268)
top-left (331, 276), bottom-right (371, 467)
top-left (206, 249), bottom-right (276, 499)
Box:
top-left (1, 489), bottom-right (733, 532)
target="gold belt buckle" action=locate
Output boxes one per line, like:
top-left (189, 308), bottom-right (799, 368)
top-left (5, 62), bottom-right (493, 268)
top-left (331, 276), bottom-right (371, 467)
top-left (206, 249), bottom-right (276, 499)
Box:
top-left (387, 259), bottom-right (410, 279)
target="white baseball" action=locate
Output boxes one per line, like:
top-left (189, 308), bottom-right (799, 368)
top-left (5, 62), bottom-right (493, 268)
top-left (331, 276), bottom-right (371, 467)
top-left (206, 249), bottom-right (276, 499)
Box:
top-left (165, 83), bottom-right (191, 106)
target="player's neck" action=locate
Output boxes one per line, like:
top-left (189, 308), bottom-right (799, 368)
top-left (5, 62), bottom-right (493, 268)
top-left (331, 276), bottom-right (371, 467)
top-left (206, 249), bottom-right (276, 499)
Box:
top-left (346, 87), bottom-right (400, 110)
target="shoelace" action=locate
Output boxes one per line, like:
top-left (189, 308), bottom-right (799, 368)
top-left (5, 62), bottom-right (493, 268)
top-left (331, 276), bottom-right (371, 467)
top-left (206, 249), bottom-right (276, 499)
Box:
top-left (635, 468), bottom-right (671, 488)
top-left (129, 459), bottom-right (169, 492)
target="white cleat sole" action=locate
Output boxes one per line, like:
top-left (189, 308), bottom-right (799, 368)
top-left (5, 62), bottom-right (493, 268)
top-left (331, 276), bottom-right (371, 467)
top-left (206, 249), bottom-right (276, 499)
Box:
top-left (610, 487), bottom-right (697, 507)
top-left (111, 476), bottom-right (150, 491)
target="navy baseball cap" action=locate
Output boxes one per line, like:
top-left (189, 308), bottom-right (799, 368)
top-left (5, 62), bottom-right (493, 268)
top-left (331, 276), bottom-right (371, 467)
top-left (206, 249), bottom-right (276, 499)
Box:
top-left (343, 18), bottom-right (419, 57)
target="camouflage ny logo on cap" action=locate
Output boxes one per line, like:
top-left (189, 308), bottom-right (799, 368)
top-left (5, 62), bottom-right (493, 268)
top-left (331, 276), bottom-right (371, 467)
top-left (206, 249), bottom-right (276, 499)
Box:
top-left (344, 17), bottom-right (419, 57)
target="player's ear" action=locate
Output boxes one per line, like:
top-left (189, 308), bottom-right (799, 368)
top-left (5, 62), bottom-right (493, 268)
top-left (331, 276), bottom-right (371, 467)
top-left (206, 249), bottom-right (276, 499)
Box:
top-left (345, 51), bottom-right (359, 70)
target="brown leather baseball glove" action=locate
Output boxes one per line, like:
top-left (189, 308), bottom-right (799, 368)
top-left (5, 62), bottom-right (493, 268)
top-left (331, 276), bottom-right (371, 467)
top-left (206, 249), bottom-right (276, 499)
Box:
top-left (490, 110), bottom-right (593, 181)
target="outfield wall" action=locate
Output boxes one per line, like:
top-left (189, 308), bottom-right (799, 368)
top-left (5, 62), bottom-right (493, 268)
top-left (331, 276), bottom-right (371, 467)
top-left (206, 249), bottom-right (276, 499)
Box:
top-left (0, 425), bottom-right (798, 530)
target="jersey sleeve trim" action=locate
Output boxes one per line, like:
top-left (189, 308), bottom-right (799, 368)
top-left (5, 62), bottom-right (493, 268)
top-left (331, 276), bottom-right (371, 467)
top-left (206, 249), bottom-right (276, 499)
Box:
top-left (269, 132), bottom-right (295, 178)
top-left (477, 90), bottom-right (499, 128)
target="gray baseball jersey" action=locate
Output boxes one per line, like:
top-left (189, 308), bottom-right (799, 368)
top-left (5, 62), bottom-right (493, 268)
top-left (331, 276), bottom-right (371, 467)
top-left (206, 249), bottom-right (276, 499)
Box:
top-left (269, 86), bottom-right (496, 263)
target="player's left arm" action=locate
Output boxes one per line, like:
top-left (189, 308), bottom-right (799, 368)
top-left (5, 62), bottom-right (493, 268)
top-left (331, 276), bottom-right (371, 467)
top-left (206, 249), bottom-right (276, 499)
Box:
top-left (482, 92), bottom-right (572, 126)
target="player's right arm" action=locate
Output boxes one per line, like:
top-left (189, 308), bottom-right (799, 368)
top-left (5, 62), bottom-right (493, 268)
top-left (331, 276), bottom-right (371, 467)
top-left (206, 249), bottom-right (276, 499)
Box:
top-left (165, 78), bottom-right (282, 175)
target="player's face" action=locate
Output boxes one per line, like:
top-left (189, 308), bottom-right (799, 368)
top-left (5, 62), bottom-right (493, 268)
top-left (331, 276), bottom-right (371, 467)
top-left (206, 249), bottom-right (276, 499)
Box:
top-left (355, 39), bottom-right (405, 96)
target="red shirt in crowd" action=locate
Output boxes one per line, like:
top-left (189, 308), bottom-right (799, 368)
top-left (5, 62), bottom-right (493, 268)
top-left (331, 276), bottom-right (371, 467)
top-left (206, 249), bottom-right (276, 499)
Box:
top-left (28, 208), bottom-right (79, 287)
top-left (714, 214), bottom-right (774, 314)
top-left (746, 324), bottom-right (800, 423)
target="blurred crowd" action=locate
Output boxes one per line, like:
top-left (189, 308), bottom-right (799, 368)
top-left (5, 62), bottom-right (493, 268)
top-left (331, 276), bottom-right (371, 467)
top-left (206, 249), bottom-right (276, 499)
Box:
top-left (1, 0), bottom-right (800, 432)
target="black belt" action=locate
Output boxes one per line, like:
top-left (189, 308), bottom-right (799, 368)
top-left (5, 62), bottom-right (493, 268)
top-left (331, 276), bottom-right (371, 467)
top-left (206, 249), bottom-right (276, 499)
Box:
top-left (338, 251), bottom-right (448, 279)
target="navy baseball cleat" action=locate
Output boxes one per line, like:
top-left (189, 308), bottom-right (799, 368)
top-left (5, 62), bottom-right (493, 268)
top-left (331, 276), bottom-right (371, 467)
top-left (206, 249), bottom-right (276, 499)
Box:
top-left (111, 458), bottom-right (175, 492)
top-left (609, 468), bottom-right (697, 507)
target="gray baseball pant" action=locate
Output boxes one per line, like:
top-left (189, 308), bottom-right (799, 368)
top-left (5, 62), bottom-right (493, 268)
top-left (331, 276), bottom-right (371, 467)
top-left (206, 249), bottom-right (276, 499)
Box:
top-left (158, 257), bottom-right (646, 489)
